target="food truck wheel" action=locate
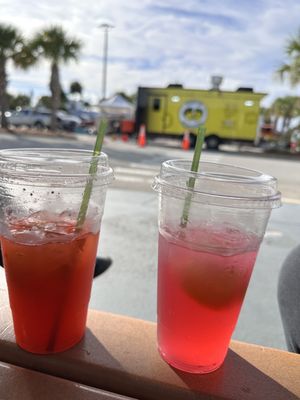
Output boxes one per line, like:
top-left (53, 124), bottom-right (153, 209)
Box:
top-left (205, 135), bottom-right (220, 150)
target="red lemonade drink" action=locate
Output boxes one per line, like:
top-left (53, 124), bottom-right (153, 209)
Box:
top-left (158, 227), bottom-right (259, 373)
top-left (153, 160), bottom-right (281, 373)
top-left (2, 213), bottom-right (99, 354)
top-left (0, 149), bottom-right (113, 354)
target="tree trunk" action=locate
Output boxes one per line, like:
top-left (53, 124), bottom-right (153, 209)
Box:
top-left (282, 117), bottom-right (288, 134)
top-left (0, 57), bottom-right (8, 129)
top-left (273, 116), bottom-right (278, 133)
top-left (284, 104), bottom-right (295, 133)
top-left (49, 63), bottom-right (61, 131)
top-left (285, 117), bottom-right (291, 132)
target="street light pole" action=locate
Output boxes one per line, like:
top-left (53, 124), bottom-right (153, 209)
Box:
top-left (99, 23), bottom-right (114, 101)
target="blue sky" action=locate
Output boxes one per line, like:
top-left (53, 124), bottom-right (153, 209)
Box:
top-left (1, 0), bottom-right (300, 106)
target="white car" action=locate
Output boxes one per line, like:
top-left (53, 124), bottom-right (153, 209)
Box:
top-left (8, 109), bottom-right (51, 128)
top-left (7, 109), bottom-right (82, 131)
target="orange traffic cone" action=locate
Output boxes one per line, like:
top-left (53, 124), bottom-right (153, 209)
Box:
top-left (137, 124), bottom-right (147, 147)
top-left (182, 131), bottom-right (190, 150)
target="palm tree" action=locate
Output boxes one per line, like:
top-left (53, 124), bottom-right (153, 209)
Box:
top-left (30, 26), bottom-right (81, 130)
top-left (0, 24), bottom-right (34, 128)
top-left (271, 96), bottom-right (300, 134)
top-left (277, 30), bottom-right (300, 87)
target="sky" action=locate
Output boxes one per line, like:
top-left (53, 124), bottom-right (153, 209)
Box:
top-left (1, 0), bottom-right (300, 106)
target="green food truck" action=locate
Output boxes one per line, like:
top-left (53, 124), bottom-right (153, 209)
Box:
top-left (135, 82), bottom-right (265, 149)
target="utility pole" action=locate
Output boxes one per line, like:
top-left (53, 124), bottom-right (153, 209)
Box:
top-left (99, 23), bottom-right (114, 100)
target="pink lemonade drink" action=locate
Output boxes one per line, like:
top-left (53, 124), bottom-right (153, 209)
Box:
top-left (158, 227), bottom-right (259, 373)
top-left (153, 160), bottom-right (281, 373)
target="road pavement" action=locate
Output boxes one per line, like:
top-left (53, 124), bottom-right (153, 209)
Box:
top-left (0, 132), bottom-right (299, 201)
top-left (0, 131), bottom-right (300, 350)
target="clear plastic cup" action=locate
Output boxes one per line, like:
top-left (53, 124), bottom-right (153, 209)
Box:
top-left (153, 160), bottom-right (281, 373)
top-left (0, 148), bottom-right (113, 354)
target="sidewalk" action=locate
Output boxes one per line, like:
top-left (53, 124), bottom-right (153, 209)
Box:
top-left (91, 188), bottom-right (300, 351)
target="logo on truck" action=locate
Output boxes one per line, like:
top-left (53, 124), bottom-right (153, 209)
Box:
top-left (179, 101), bottom-right (207, 128)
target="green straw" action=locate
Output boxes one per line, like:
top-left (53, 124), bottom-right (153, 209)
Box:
top-left (76, 118), bottom-right (107, 229)
top-left (180, 125), bottom-right (206, 228)
top-left (46, 118), bottom-right (108, 352)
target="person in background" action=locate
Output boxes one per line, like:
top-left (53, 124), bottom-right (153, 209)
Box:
top-left (278, 245), bottom-right (300, 354)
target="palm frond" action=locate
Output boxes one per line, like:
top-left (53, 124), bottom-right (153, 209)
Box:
top-left (62, 40), bottom-right (81, 63)
top-left (277, 28), bottom-right (300, 88)
top-left (289, 57), bottom-right (300, 86)
top-left (12, 45), bottom-right (38, 69)
top-left (286, 31), bottom-right (300, 56)
top-left (275, 64), bottom-right (291, 81)
top-left (0, 23), bottom-right (24, 59)
top-left (30, 25), bottom-right (81, 64)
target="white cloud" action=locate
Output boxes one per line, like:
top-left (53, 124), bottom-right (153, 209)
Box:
top-left (1, 0), bottom-right (300, 106)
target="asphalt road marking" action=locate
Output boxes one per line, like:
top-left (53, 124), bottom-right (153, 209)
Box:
top-left (114, 166), bottom-right (156, 185)
top-left (265, 230), bottom-right (283, 238)
top-left (129, 162), bottom-right (160, 171)
top-left (115, 167), bottom-right (300, 204)
top-left (115, 166), bottom-right (157, 176)
top-left (282, 197), bottom-right (300, 205)
top-left (116, 176), bottom-right (152, 183)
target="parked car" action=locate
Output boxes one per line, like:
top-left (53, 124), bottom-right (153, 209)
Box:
top-left (7, 109), bottom-right (50, 128)
top-left (68, 110), bottom-right (100, 130)
top-left (7, 109), bottom-right (82, 131)
top-left (56, 111), bottom-right (82, 131)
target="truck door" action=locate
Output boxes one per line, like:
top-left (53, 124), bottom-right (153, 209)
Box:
top-left (146, 95), bottom-right (167, 134)
top-left (223, 102), bottom-right (239, 139)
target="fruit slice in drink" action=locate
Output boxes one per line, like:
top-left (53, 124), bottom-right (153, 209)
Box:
top-left (157, 227), bottom-right (259, 373)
